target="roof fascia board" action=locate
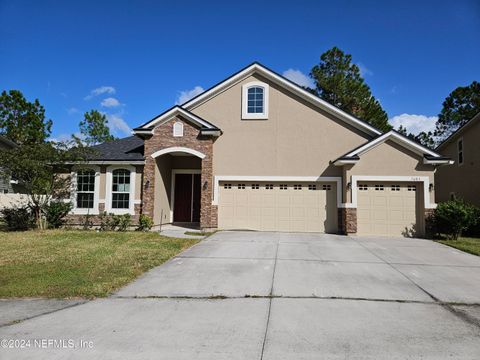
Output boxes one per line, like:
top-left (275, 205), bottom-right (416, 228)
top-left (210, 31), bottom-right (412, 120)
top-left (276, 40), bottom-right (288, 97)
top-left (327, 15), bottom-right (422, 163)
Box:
top-left (139, 106), bottom-right (216, 130)
top-left (423, 158), bottom-right (454, 165)
top-left (67, 160), bottom-right (145, 165)
top-left (346, 131), bottom-right (440, 158)
top-left (183, 63), bottom-right (382, 136)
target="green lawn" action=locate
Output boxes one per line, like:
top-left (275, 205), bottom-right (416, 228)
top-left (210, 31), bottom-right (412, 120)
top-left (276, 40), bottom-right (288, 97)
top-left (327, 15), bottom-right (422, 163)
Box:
top-left (0, 230), bottom-right (199, 298)
top-left (437, 237), bottom-right (480, 256)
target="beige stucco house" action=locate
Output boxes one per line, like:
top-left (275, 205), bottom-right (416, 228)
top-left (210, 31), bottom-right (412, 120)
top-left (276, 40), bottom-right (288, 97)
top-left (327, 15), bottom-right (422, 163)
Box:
top-left (68, 62), bottom-right (453, 237)
top-left (435, 112), bottom-right (480, 206)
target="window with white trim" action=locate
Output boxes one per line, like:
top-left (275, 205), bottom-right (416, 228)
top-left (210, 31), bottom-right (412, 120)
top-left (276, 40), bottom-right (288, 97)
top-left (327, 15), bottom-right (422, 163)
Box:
top-left (391, 185), bottom-right (400, 191)
top-left (294, 184), bottom-right (302, 190)
top-left (252, 184), bottom-right (260, 189)
top-left (173, 121), bottom-right (184, 137)
top-left (238, 184), bottom-right (245, 189)
top-left (322, 184), bottom-right (331, 191)
top-left (265, 184), bottom-right (273, 190)
top-left (407, 185), bottom-right (416, 192)
top-left (223, 183), bottom-right (232, 189)
top-left (280, 184), bottom-right (288, 190)
top-left (76, 169), bottom-right (95, 209)
top-left (375, 184), bottom-right (384, 191)
top-left (359, 184), bottom-right (368, 191)
top-left (458, 138), bottom-right (463, 165)
top-left (111, 169), bottom-right (131, 209)
top-left (242, 81), bottom-right (269, 119)
top-left (308, 184), bottom-right (316, 190)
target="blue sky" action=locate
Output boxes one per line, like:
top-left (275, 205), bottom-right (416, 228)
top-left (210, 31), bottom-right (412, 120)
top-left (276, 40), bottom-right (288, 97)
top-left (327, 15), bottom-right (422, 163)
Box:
top-left (1, 0), bottom-right (479, 140)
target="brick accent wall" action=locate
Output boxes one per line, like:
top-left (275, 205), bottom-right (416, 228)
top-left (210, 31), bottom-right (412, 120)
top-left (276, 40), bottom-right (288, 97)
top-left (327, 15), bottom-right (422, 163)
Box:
top-left (338, 208), bottom-right (357, 235)
top-left (142, 116), bottom-right (217, 229)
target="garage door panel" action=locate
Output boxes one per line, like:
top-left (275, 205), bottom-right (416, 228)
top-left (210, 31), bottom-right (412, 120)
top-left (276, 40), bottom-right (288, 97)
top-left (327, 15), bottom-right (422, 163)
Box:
top-left (357, 182), bottom-right (419, 237)
top-left (218, 181), bottom-right (337, 233)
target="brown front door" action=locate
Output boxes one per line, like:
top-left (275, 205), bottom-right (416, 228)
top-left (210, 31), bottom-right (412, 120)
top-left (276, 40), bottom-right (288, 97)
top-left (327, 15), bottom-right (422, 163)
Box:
top-left (173, 173), bottom-right (201, 222)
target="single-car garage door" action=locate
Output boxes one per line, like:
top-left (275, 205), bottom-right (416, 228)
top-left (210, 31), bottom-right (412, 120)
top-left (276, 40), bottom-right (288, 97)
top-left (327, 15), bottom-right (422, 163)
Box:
top-left (218, 182), bottom-right (337, 233)
top-left (357, 182), bottom-right (422, 237)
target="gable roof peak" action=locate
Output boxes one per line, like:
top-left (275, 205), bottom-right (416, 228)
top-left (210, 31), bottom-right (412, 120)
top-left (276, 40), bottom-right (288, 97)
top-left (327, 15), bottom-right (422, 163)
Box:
top-left (181, 61), bottom-right (382, 137)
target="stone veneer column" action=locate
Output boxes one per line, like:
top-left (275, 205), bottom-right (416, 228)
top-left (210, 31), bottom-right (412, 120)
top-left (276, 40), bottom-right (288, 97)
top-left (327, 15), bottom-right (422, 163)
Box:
top-left (338, 208), bottom-right (357, 235)
top-left (142, 156), bottom-right (156, 218)
top-left (199, 136), bottom-right (217, 230)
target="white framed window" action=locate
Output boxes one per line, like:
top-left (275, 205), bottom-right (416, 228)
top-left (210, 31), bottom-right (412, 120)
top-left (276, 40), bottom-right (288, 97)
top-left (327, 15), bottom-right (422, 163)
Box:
top-left (112, 169), bottom-right (131, 209)
top-left (242, 81), bottom-right (269, 119)
top-left (457, 138), bottom-right (463, 166)
top-left (294, 184), bottom-right (302, 190)
top-left (223, 183), bottom-right (232, 189)
top-left (280, 184), bottom-right (288, 190)
top-left (407, 185), bottom-right (416, 192)
top-left (173, 121), bottom-right (184, 137)
top-left (375, 184), bottom-right (384, 191)
top-left (252, 184), bottom-right (260, 189)
top-left (359, 184), bottom-right (368, 191)
top-left (237, 184), bottom-right (245, 189)
top-left (105, 165), bottom-right (136, 214)
top-left (391, 185), bottom-right (400, 191)
top-left (308, 184), bottom-right (316, 190)
top-left (265, 184), bottom-right (273, 190)
top-left (71, 166), bottom-right (100, 215)
top-left (322, 184), bottom-right (332, 191)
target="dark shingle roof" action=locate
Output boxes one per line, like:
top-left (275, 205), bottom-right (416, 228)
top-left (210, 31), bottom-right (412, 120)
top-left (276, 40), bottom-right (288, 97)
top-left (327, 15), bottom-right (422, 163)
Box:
top-left (88, 136), bottom-right (144, 161)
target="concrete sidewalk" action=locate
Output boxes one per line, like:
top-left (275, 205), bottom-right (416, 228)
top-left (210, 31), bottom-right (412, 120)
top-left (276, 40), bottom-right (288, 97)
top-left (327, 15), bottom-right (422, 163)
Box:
top-left (1, 231), bottom-right (479, 359)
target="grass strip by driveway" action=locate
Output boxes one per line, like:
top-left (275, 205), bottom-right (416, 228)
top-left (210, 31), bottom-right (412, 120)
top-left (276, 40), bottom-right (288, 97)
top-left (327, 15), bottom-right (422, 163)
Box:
top-left (0, 230), bottom-right (200, 298)
top-left (437, 237), bottom-right (480, 256)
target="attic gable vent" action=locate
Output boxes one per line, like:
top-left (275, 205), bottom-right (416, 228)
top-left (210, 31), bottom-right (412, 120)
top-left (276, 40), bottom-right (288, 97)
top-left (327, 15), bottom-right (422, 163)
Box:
top-left (173, 121), bottom-right (184, 137)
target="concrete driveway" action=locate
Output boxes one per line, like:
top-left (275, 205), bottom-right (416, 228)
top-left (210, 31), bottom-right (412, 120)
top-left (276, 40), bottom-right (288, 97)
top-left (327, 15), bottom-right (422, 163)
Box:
top-left (1, 232), bottom-right (480, 359)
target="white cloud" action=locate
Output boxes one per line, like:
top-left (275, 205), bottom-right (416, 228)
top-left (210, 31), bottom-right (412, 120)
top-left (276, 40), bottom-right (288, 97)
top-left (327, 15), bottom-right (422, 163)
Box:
top-left (48, 132), bottom-right (82, 144)
top-left (67, 107), bottom-right (79, 115)
top-left (175, 86), bottom-right (204, 105)
top-left (282, 69), bottom-right (315, 88)
top-left (101, 97), bottom-right (121, 107)
top-left (389, 113), bottom-right (438, 135)
top-left (107, 114), bottom-right (131, 136)
top-left (357, 63), bottom-right (373, 77)
top-left (84, 86), bottom-right (116, 100)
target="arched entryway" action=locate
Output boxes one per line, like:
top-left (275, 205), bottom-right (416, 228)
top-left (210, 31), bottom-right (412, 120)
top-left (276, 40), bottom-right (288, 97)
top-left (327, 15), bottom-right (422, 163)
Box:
top-left (150, 147), bottom-right (206, 227)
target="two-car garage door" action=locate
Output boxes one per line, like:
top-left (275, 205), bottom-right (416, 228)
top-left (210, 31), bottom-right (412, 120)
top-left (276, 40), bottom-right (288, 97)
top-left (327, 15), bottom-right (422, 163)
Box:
top-left (357, 182), bottom-right (421, 237)
top-left (218, 182), bottom-right (338, 233)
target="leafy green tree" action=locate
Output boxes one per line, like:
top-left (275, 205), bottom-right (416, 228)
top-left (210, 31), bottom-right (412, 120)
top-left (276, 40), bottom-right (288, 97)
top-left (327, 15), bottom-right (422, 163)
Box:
top-left (310, 47), bottom-right (391, 132)
top-left (0, 140), bottom-right (89, 229)
top-left (434, 81), bottom-right (480, 142)
top-left (0, 90), bottom-right (52, 145)
top-left (396, 125), bottom-right (435, 149)
top-left (79, 110), bottom-right (116, 146)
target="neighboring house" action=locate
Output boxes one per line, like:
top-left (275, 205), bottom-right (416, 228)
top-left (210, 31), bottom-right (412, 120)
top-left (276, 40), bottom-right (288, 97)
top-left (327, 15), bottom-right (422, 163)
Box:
top-left (67, 62), bottom-right (452, 237)
top-left (0, 135), bottom-right (28, 209)
top-left (435, 112), bottom-right (480, 206)
top-left (0, 135), bottom-right (20, 194)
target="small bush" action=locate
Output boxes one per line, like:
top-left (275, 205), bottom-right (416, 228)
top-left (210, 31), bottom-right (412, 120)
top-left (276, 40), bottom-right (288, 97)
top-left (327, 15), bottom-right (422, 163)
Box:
top-left (98, 212), bottom-right (131, 231)
top-left (43, 201), bottom-right (72, 229)
top-left (117, 214), bottom-right (131, 232)
top-left (434, 199), bottom-right (478, 239)
top-left (137, 214), bottom-right (153, 232)
top-left (98, 211), bottom-right (111, 231)
top-left (1, 206), bottom-right (34, 231)
top-left (464, 206), bottom-right (480, 237)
